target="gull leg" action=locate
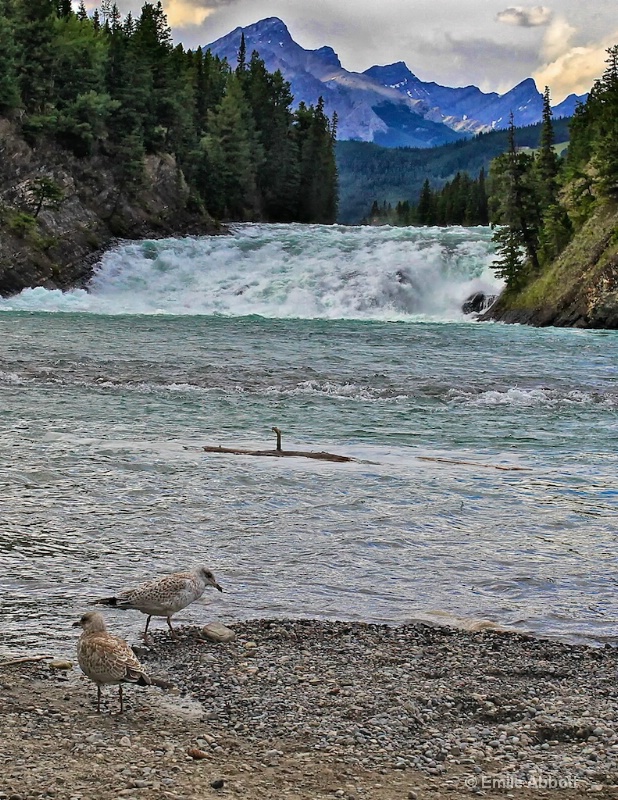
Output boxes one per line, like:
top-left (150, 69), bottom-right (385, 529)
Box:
top-left (166, 616), bottom-right (179, 640)
top-left (143, 615), bottom-right (152, 643)
top-left (119, 684), bottom-right (124, 714)
top-left (96, 685), bottom-right (101, 714)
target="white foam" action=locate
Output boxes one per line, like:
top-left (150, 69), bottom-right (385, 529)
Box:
top-left (0, 223), bottom-right (502, 322)
top-left (449, 387), bottom-right (618, 408)
top-left (0, 370), bottom-right (31, 385)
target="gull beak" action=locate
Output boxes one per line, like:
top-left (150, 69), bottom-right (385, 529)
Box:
top-left (215, 583), bottom-right (223, 593)
top-left (72, 621), bottom-right (81, 628)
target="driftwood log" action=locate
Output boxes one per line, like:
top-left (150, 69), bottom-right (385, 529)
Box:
top-left (0, 655), bottom-right (52, 667)
top-left (417, 456), bottom-right (527, 471)
top-left (203, 427), bottom-right (356, 463)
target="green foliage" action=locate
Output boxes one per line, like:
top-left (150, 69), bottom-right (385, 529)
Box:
top-left (202, 73), bottom-right (261, 218)
top-left (489, 115), bottom-right (541, 285)
top-left (491, 224), bottom-right (528, 288)
top-left (592, 46), bottom-right (618, 199)
top-left (535, 86), bottom-right (560, 208)
top-left (296, 97), bottom-right (338, 223)
top-left (6, 210), bottom-right (37, 236)
top-left (487, 46), bottom-right (618, 292)
top-left (566, 46), bottom-right (618, 203)
top-left (336, 117), bottom-right (572, 224)
top-left (0, 0), bottom-right (337, 224)
top-left (0, 0), bottom-right (20, 113)
top-left (29, 177), bottom-right (64, 217)
top-left (14, 0), bottom-right (56, 114)
top-left (365, 169), bottom-right (488, 227)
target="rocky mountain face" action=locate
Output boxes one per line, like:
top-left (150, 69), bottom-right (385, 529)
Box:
top-left (365, 63), bottom-right (585, 133)
top-left (0, 119), bottom-right (217, 297)
top-left (205, 17), bottom-right (464, 148)
top-left (205, 17), bottom-right (586, 148)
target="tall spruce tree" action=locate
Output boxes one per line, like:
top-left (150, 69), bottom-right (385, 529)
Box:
top-left (202, 73), bottom-right (261, 218)
top-left (417, 179), bottom-right (434, 225)
top-left (536, 86), bottom-right (560, 208)
top-left (0, 0), bottom-right (21, 113)
top-left (593, 45), bottom-right (618, 198)
top-left (241, 56), bottom-right (299, 220)
top-left (14, 0), bottom-right (56, 114)
top-left (296, 97), bottom-right (337, 223)
top-left (490, 114), bottom-right (540, 286)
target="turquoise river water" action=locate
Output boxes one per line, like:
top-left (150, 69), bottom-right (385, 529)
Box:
top-left (1, 223), bottom-right (616, 656)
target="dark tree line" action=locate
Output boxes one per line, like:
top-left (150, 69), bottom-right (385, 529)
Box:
top-left (0, 1), bottom-right (338, 223)
top-left (336, 118), bottom-right (571, 223)
top-left (364, 168), bottom-right (488, 227)
top-left (488, 49), bottom-right (618, 289)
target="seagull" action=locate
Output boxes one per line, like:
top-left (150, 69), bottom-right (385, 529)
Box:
top-left (94, 566), bottom-right (223, 640)
top-left (74, 611), bottom-right (152, 713)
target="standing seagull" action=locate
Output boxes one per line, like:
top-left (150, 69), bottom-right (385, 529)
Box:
top-left (94, 566), bottom-right (223, 640)
top-left (74, 611), bottom-right (151, 713)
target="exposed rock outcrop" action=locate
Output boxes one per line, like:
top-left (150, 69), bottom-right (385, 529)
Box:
top-left (0, 119), bottom-right (220, 297)
top-left (462, 291), bottom-right (497, 314)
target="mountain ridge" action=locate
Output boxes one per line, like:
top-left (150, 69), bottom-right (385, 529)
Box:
top-left (204, 17), bottom-right (586, 148)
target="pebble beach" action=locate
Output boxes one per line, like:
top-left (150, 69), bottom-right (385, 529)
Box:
top-left (1, 619), bottom-right (617, 799)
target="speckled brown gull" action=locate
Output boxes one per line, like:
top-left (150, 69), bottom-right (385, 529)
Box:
top-left (73, 611), bottom-right (151, 713)
top-left (94, 566), bottom-right (223, 640)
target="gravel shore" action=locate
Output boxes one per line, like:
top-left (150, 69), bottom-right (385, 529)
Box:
top-left (1, 619), bottom-right (617, 799)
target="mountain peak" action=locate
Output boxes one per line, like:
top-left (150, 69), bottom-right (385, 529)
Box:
top-left (313, 45), bottom-right (341, 69)
top-left (204, 17), bottom-right (577, 147)
top-left (364, 62), bottom-right (419, 84)
top-left (252, 17), bottom-right (289, 33)
top-left (235, 17), bottom-right (293, 44)
top-left (507, 77), bottom-right (538, 94)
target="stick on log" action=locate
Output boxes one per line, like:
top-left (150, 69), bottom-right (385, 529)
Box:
top-left (203, 427), bottom-right (356, 463)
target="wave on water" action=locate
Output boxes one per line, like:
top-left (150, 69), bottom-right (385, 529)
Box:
top-left (448, 387), bottom-right (618, 408)
top-left (0, 223), bottom-right (501, 322)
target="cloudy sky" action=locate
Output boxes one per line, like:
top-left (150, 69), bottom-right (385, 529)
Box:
top-left (108, 0), bottom-right (618, 101)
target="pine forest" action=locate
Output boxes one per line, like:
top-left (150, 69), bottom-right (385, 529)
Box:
top-left (0, 0), bottom-right (339, 224)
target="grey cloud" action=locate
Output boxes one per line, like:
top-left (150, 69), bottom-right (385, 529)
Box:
top-left (411, 33), bottom-right (539, 90)
top-left (496, 6), bottom-right (553, 27)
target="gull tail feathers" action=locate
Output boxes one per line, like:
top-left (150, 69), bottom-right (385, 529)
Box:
top-left (94, 596), bottom-right (133, 609)
top-left (125, 667), bottom-right (152, 686)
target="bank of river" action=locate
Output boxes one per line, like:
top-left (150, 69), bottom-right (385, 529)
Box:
top-left (1, 619), bottom-right (617, 798)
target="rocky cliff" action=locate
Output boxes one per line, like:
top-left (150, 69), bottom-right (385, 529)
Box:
top-left (0, 119), bottom-right (219, 298)
top-left (483, 202), bottom-right (618, 329)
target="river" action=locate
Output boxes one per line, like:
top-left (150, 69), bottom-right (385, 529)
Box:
top-left (1, 223), bottom-right (616, 656)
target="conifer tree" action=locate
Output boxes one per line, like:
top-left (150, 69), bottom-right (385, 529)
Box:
top-left (593, 45), bottom-right (618, 198)
top-left (0, 0), bottom-right (21, 113)
top-left (202, 73), bottom-right (261, 218)
top-left (490, 114), bottom-right (540, 285)
top-left (14, 0), bottom-right (56, 114)
top-left (536, 86), bottom-right (560, 208)
top-left (296, 96), bottom-right (337, 223)
top-left (417, 179), bottom-right (434, 225)
top-left (56, 0), bottom-right (71, 19)
top-left (236, 31), bottom-right (246, 74)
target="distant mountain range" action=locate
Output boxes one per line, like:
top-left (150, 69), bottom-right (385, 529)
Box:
top-left (204, 17), bottom-right (586, 149)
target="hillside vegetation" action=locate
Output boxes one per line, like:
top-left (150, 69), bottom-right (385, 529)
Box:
top-left (336, 118), bottom-right (571, 223)
top-left (484, 53), bottom-right (618, 328)
top-left (0, 0), bottom-right (337, 295)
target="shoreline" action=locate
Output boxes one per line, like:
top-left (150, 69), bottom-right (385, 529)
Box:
top-left (2, 618), bottom-right (617, 798)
